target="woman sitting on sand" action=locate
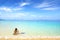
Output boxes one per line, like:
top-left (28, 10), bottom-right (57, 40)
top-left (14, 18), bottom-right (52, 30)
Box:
top-left (13, 28), bottom-right (20, 35)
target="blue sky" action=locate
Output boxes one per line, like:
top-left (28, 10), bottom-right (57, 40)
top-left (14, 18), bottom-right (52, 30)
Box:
top-left (0, 0), bottom-right (60, 20)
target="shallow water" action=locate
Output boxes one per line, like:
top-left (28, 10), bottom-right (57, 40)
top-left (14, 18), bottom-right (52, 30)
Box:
top-left (0, 20), bottom-right (60, 36)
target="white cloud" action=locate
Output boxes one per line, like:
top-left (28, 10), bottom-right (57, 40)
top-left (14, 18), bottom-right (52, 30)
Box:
top-left (13, 7), bottom-right (23, 11)
top-left (35, 1), bottom-right (59, 10)
top-left (20, 2), bottom-right (30, 7)
top-left (35, 2), bottom-right (51, 8)
top-left (41, 7), bottom-right (58, 10)
top-left (0, 13), bottom-right (30, 20)
top-left (0, 2), bottom-right (30, 12)
top-left (0, 12), bottom-right (38, 20)
top-left (0, 7), bottom-right (23, 12)
top-left (0, 13), bottom-right (59, 20)
top-left (0, 7), bottom-right (12, 12)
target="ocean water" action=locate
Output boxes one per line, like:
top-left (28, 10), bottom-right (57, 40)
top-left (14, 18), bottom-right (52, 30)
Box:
top-left (0, 20), bottom-right (60, 36)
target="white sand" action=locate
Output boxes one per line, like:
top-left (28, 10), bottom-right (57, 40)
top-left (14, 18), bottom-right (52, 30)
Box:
top-left (0, 36), bottom-right (60, 39)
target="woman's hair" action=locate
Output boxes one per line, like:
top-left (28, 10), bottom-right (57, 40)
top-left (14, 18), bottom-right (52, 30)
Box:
top-left (15, 28), bottom-right (17, 31)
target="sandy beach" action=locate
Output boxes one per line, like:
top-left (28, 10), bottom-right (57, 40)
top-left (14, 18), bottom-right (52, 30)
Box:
top-left (0, 36), bottom-right (60, 40)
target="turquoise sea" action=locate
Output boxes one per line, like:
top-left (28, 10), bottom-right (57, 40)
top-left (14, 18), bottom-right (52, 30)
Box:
top-left (0, 20), bottom-right (60, 36)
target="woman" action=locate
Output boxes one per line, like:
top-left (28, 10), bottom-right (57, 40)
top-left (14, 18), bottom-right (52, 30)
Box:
top-left (13, 28), bottom-right (20, 35)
